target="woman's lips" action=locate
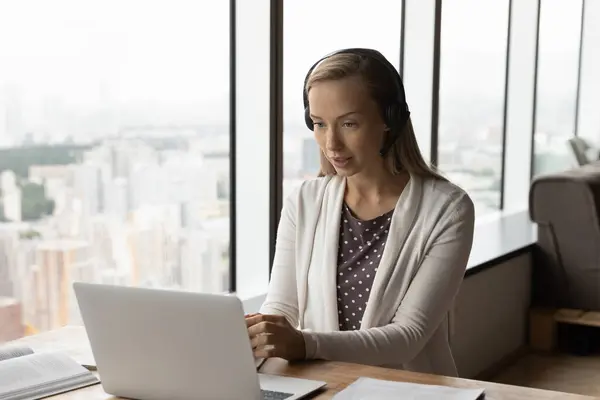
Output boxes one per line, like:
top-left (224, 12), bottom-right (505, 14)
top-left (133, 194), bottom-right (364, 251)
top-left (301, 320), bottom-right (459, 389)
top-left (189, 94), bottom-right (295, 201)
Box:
top-left (330, 157), bottom-right (351, 168)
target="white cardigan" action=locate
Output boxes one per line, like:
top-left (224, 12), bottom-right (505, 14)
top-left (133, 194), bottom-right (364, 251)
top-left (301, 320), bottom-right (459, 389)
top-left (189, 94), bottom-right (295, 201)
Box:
top-left (260, 173), bottom-right (475, 377)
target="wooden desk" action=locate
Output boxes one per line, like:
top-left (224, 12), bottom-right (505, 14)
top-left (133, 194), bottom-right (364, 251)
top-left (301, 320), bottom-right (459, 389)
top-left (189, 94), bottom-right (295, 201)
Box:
top-left (261, 359), bottom-right (599, 400)
top-left (10, 328), bottom-right (599, 400)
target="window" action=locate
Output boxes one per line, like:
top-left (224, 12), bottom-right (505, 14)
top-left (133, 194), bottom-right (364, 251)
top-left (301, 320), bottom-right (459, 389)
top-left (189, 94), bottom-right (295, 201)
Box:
top-left (402, 0), bottom-right (438, 163)
top-left (533, 0), bottom-right (583, 176)
top-left (576, 0), bottom-right (600, 145)
top-left (502, 0), bottom-right (539, 211)
top-left (282, 0), bottom-right (403, 200)
top-left (437, 0), bottom-right (509, 217)
top-left (0, 0), bottom-right (230, 340)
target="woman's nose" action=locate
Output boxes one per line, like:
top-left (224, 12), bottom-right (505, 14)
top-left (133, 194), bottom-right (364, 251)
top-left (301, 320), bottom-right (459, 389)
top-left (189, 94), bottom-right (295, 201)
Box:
top-left (325, 128), bottom-right (343, 151)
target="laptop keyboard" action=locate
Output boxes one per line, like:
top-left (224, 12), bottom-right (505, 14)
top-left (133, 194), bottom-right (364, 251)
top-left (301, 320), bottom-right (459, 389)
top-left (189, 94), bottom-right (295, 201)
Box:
top-left (261, 389), bottom-right (294, 400)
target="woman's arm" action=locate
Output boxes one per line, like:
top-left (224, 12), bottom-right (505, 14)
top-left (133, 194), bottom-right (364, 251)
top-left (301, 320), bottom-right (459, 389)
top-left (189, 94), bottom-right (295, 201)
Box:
top-left (301, 194), bottom-right (475, 366)
top-left (258, 194), bottom-right (300, 327)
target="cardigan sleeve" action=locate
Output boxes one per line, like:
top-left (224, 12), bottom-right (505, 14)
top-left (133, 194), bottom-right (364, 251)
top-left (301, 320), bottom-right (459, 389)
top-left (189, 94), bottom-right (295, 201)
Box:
top-left (301, 193), bottom-right (475, 366)
top-left (258, 192), bottom-right (300, 327)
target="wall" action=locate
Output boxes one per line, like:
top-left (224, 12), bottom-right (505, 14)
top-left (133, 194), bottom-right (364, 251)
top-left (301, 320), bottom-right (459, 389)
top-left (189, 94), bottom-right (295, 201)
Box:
top-left (241, 252), bottom-right (533, 379)
top-left (452, 252), bottom-right (532, 378)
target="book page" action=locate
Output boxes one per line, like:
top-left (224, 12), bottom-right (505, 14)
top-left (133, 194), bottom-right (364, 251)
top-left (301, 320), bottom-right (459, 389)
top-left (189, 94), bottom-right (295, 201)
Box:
top-left (0, 351), bottom-right (98, 398)
top-left (0, 344), bottom-right (33, 362)
top-left (9, 326), bottom-right (96, 370)
top-left (333, 377), bottom-right (485, 400)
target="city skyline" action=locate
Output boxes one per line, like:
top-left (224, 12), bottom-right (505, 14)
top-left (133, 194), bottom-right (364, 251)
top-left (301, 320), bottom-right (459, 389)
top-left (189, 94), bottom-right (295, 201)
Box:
top-left (0, 136), bottom-right (231, 340)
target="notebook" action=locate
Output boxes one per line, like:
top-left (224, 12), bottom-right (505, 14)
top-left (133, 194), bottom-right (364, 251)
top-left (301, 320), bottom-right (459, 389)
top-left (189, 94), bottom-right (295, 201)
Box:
top-left (0, 344), bottom-right (99, 400)
top-left (333, 377), bottom-right (485, 400)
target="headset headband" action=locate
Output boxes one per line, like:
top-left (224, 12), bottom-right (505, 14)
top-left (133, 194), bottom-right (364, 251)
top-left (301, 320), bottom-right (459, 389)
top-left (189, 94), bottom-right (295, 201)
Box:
top-left (302, 48), bottom-right (409, 117)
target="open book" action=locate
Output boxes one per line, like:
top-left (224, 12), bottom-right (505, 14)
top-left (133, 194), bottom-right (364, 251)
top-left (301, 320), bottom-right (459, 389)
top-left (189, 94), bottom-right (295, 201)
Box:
top-left (9, 326), bottom-right (96, 371)
top-left (0, 344), bottom-right (99, 400)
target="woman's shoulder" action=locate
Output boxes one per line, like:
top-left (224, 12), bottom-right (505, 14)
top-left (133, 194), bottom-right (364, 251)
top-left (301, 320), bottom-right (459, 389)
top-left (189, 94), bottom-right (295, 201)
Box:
top-left (284, 175), bottom-right (341, 206)
top-left (418, 175), bottom-right (475, 221)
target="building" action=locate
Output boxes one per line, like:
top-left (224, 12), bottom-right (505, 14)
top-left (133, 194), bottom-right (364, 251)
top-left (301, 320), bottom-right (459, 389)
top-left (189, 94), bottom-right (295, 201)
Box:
top-left (0, 297), bottom-right (24, 341)
top-left (1, 170), bottom-right (22, 222)
top-left (73, 163), bottom-right (103, 216)
top-left (29, 239), bottom-right (93, 332)
top-left (179, 226), bottom-right (228, 294)
top-left (0, 233), bottom-right (15, 297)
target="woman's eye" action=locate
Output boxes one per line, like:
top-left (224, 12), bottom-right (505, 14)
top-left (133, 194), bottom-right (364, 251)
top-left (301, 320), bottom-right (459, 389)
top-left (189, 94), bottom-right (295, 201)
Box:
top-left (342, 122), bottom-right (356, 128)
top-left (313, 122), bottom-right (325, 129)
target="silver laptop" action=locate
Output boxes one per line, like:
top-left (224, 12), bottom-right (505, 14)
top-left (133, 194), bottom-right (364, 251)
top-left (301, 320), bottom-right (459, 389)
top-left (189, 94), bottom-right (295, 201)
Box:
top-left (73, 282), bottom-right (326, 400)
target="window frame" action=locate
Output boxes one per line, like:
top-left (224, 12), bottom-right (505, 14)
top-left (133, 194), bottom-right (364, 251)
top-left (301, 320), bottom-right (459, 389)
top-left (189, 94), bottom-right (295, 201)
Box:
top-left (266, 0), bottom-right (590, 282)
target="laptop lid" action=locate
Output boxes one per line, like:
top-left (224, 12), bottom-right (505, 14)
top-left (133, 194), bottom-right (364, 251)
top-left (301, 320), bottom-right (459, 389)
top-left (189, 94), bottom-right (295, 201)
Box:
top-left (73, 282), bottom-right (263, 400)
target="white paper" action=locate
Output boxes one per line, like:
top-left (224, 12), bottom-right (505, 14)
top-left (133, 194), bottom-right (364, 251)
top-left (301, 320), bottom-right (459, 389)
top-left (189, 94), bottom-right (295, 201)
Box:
top-left (0, 351), bottom-right (97, 399)
top-left (9, 326), bottom-right (96, 370)
top-left (0, 345), bottom-right (34, 362)
top-left (333, 377), bottom-right (485, 400)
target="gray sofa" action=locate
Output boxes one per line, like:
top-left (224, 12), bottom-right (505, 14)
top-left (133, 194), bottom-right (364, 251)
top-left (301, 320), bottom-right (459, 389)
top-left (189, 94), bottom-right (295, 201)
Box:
top-left (529, 161), bottom-right (600, 311)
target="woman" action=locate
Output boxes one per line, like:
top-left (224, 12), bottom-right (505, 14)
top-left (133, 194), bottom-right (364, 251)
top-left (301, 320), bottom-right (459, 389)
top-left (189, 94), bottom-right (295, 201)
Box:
top-left (246, 48), bottom-right (475, 377)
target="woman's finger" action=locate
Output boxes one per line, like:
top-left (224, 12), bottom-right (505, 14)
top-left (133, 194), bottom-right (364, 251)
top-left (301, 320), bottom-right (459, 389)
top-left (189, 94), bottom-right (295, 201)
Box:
top-left (248, 321), bottom-right (278, 337)
top-left (253, 344), bottom-right (277, 359)
top-left (246, 314), bottom-right (266, 328)
top-left (246, 313), bottom-right (286, 328)
top-left (250, 332), bottom-right (274, 349)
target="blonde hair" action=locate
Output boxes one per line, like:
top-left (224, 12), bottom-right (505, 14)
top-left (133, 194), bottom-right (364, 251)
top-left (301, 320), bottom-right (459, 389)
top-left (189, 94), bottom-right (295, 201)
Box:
top-left (306, 52), bottom-right (446, 181)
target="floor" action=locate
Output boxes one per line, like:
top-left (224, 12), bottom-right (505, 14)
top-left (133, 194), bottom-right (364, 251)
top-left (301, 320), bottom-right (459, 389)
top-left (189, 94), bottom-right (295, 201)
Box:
top-left (491, 352), bottom-right (600, 397)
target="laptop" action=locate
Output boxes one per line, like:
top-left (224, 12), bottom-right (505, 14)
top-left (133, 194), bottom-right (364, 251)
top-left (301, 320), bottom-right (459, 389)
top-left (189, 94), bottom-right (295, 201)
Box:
top-left (73, 282), bottom-right (326, 400)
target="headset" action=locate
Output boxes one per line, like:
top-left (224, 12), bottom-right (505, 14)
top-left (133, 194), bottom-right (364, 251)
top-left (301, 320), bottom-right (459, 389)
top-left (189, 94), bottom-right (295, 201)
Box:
top-left (302, 48), bottom-right (411, 157)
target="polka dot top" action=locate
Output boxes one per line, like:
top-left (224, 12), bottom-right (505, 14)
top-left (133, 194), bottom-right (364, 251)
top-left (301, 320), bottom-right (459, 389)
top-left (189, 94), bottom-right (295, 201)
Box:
top-left (336, 203), bottom-right (394, 331)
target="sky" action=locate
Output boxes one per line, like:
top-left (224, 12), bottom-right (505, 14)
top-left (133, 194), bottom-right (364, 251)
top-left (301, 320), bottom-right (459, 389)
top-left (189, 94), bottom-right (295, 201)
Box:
top-left (0, 0), bottom-right (229, 128)
top-left (0, 0), bottom-right (587, 140)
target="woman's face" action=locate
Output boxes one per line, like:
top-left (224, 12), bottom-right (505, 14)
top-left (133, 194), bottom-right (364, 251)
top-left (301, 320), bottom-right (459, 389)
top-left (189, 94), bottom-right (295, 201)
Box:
top-left (308, 75), bottom-right (387, 177)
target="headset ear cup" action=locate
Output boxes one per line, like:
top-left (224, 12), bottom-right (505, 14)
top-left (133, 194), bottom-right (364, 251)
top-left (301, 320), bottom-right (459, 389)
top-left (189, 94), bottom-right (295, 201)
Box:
top-left (385, 105), bottom-right (398, 132)
top-left (379, 105), bottom-right (400, 157)
top-left (304, 107), bottom-right (314, 131)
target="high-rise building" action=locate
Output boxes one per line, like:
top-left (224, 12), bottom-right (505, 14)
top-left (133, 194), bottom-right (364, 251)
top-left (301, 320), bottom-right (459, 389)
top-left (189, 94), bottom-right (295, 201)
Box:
top-left (2, 186), bottom-right (22, 222)
top-left (30, 240), bottom-right (92, 332)
top-left (0, 297), bottom-right (24, 341)
top-left (0, 234), bottom-right (13, 297)
top-left (104, 177), bottom-right (130, 221)
top-left (1, 170), bottom-right (22, 222)
top-left (73, 163), bottom-right (103, 215)
top-left (11, 237), bottom-right (37, 312)
top-left (179, 228), bottom-right (225, 293)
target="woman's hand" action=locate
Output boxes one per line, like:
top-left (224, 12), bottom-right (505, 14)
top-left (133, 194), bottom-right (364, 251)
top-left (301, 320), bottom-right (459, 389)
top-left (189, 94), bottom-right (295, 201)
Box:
top-left (246, 314), bottom-right (306, 361)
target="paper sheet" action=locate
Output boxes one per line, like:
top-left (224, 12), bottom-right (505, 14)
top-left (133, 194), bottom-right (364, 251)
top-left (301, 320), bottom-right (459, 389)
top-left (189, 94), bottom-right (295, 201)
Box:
top-left (333, 377), bottom-right (485, 400)
top-left (0, 351), bottom-right (98, 396)
top-left (10, 325), bottom-right (96, 370)
top-left (0, 344), bottom-right (34, 362)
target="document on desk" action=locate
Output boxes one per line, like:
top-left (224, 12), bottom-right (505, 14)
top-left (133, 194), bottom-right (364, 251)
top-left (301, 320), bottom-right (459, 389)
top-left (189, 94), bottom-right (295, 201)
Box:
top-left (333, 377), bottom-right (485, 400)
top-left (10, 325), bottom-right (96, 370)
top-left (0, 351), bottom-right (99, 400)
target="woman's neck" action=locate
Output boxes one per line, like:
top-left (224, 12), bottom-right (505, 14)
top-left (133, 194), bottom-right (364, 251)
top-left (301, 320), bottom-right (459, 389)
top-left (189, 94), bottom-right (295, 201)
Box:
top-left (345, 168), bottom-right (409, 205)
